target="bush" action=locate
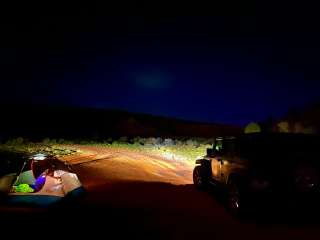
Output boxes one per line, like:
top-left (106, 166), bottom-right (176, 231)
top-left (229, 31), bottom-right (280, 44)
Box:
top-left (133, 136), bottom-right (143, 145)
top-left (155, 137), bottom-right (163, 145)
top-left (144, 137), bottom-right (162, 146)
top-left (145, 137), bottom-right (157, 146)
top-left (112, 141), bottom-right (121, 146)
top-left (118, 136), bottom-right (128, 143)
top-left (80, 140), bottom-right (89, 145)
top-left (175, 140), bottom-right (184, 146)
top-left (139, 138), bottom-right (148, 145)
top-left (42, 138), bottom-right (50, 145)
top-left (5, 137), bottom-right (24, 145)
top-left (61, 140), bottom-right (74, 144)
top-left (16, 137), bottom-right (24, 145)
top-left (163, 138), bottom-right (174, 146)
top-left (186, 139), bottom-right (196, 146)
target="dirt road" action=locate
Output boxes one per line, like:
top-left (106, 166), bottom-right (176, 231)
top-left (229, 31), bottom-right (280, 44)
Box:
top-left (62, 145), bottom-right (193, 186)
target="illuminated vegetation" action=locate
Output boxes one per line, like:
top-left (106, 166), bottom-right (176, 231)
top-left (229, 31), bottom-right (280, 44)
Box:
top-left (64, 137), bottom-right (212, 166)
top-left (0, 137), bottom-right (212, 164)
top-left (0, 138), bottom-right (77, 157)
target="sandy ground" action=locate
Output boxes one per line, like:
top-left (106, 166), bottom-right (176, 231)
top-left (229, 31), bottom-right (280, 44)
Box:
top-left (62, 145), bottom-right (193, 185)
top-left (2, 146), bottom-right (320, 239)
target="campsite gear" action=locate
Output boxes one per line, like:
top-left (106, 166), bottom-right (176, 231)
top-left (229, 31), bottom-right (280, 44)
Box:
top-left (14, 184), bottom-right (34, 193)
top-left (0, 151), bottom-right (84, 206)
top-left (33, 173), bottom-right (46, 192)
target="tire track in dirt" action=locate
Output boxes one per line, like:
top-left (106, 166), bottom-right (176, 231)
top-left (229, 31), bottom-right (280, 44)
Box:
top-left (60, 146), bottom-right (193, 188)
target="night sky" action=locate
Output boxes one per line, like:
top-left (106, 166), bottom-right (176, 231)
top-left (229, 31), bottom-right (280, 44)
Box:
top-left (1, 2), bottom-right (320, 126)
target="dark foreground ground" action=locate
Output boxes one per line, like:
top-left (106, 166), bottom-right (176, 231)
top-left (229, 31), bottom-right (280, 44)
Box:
top-left (2, 182), bottom-right (320, 240)
top-left (1, 147), bottom-right (320, 239)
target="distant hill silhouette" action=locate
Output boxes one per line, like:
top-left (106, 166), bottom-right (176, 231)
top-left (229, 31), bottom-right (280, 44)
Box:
top-left (273, 102), bottom-right (320, 134)
top-left (0, 104), bottom-right (242, 141)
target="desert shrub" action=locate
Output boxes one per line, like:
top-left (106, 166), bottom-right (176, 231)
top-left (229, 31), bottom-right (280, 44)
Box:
top-left (5, 137), bottom-right (25, 145)
top-left (175, 140), bottom-right (184, 146)
top-left (102, 139), bottom-right (110, 144)
top-left (112, 141), bottom-right (121, 146)
top-left (61, 140), bottom-right (74, 144)
top-left (155, 137), bottom-right (163, 145)
top-left (42, 138), bottom-right (50, 145)
top-left (144, 137), bottom-right (162, 146)
top-left (133, 136), bottom-right (144, 145)
top-left (80, 140), bottom-right (90, 145)
top-left (133, 136), bottom-right (140, 142)
top-left (163, 138), bottom-right (174, 146)
top-left (139, 138), bottom-right (148, 145)
top-left (16, 137), bottom-right (24, 145)
top-left (186, 139), bottom-right (196, 146)
top-left (58, 138), bottom-right (65, 144)
top-left (5, 139), bottom-right (12, 145)
top-left (118, 136), bottom-right (128, 143)
top-left (194, 141), bottom-right (201, 148)
top-left (145, 137), bottom-right (157, 146)
top-left (127, 138), bottom-right (134, 144)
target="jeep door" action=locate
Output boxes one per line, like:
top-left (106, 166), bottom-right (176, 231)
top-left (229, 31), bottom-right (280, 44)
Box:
top-left (219, 139), bottom-right (237, 184)
top-left (211, 138), bottom-right (236, 183)
top-left (211, 138), bottom-right (223, 182)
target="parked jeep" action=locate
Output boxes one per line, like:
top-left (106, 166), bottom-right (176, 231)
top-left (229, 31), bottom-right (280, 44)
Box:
top-left (193, 133), bottom-right (320, 215)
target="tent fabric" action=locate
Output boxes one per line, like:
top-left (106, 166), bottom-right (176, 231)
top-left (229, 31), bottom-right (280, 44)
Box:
top-left (10, 170), bottom-right (82, 196)
top-left (7, 187), bottom-right (85, 207)
top-left (61, 172), bottom-right (82, 194)
top-left (65, 187), bottom-right (85, 200)
top-left (11, 174), bottom-right (65, 197)
top-left (0, 150), bottom-right (84, 207)
top-left (7, 186), bottom-right (85, 207)
top-left (15, 170), bottom-right (36, 186)
top-left (8, 195), bottom-right (63, 207)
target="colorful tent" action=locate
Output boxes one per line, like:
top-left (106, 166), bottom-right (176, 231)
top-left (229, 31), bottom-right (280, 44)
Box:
top-left (0, 151), bottom-right (84, 207)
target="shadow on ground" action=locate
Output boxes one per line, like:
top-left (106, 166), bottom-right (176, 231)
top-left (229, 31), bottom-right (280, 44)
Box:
top-left (1, 181), bottom-right (320, 239)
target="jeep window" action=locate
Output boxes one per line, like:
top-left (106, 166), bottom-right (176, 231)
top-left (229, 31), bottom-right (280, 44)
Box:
top-left (214, 138), bottom-right (235, 157)
top-left (215, 139), bottom-right (223, 153)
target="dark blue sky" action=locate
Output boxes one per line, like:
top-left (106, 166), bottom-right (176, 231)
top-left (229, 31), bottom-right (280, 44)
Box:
top-left (1, 4), bottom-right (320, 126)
